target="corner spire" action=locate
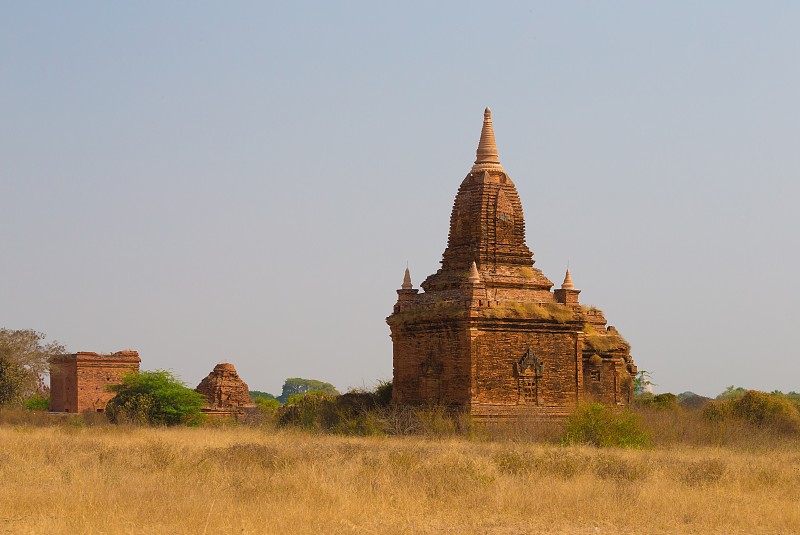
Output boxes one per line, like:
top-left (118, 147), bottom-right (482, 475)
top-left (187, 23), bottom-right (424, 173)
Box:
top-left (401, 267), bottom-right (413, 290)
top-left (468, 261), bottom-right (482, 284)
top-left (471, 107), bottom-right (504, 173)
top-left (561, 269), bottom-right (574, 290)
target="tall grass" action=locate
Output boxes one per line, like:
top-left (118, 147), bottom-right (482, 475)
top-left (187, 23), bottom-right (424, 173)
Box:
top-left (0, 424), bottom-right (798, 534)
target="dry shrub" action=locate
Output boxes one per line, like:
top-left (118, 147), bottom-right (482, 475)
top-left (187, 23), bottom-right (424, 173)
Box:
top-left (562, 403), bottom-right (649, 448)
top-left (593, 453), bottom-right (650, 481)
top-left (679, 458), bottom-right (727, 487)
top-left (482, 416), bottom-right (565, 443)
top-left (704, 390), bottom-right (800, 435)
top-left (2, 426), bottom-right (800, 533)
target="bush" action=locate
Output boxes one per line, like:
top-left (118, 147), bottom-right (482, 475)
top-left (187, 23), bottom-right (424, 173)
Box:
top-left (636, 392), bottom-right (678, 410)
top-left (373, 380), bottom-right (393, 406)
top-left (106, 370), bottom-right (206, 426)
top-left (562, 403), bottom-right (649, 448)
top-left (23, 393), bottom-right (49, 411)
top-left (277, 391), bottom-right (382, 435)
top-left (704, 390), bottom-right (800, 435)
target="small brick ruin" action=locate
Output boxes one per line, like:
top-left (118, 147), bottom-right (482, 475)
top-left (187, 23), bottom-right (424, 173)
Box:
top-left (387, 108), bottom-right (637, 419)
top-left (49, 351), bottom-right (140, 413)
top-left (195, 362), bottom-right (255, 413)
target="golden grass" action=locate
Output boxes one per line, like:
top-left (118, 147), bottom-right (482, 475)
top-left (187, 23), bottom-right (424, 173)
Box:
top-left (484, 301), bottom-right (574, 323)
top-left (583, 323), bottom-right (629, 353)
top-left (1, 423), bottom-right (798, 534)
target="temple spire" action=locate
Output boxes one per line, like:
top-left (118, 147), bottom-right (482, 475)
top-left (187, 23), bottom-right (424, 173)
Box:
top-left (561, 269), bottom-right (574, 290)
top-left (468, 261), bottom-right (482, 284)
top-left (401, 267), bottom-right (413, 289)
top-left (471, 107), bottom-right (504, 173)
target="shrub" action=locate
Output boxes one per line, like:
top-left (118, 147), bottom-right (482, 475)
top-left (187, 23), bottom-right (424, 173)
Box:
top-left (23, 393), bottom-right (49, 411)
top-left (277, 391), bottom-right (383, 435)
top-left (106, 370), bottom-right (206, 426)
top-left (636, 393), bottom-right (678, 410)
top-left (703, 390), bottom-right (800, 435)
top-left (255, 397), bottom-right (280, 412)
top-left (373, 380), bottom-right (392, 406)
top-left (562, 403), bottom-right (649, 448)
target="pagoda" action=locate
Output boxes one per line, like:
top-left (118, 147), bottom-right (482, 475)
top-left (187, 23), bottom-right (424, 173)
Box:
top-left (387, 108), bottom-right (636, 419)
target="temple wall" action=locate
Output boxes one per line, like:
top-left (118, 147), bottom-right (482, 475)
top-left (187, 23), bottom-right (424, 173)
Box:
top-left (582, 356), bottom-right (634, 406)
top-left (49, 352), bottom-right (140, 413)
top-left (471, 326), bottom-right (582, 409)
top-left (391, 322), bottom-right (471, 406)
top-left (49, 360), bottom-right (77, 412)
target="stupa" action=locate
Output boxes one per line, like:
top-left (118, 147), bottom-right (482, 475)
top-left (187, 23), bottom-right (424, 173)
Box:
top-left (387, 108), bottom-right (637, 419)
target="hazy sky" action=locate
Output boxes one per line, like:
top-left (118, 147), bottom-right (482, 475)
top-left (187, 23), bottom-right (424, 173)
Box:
top-left (2, 2), bottom-right (798, 397)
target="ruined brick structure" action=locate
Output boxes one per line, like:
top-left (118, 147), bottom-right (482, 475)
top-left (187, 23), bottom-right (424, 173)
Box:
top-left (196, 362), bottom-right (255, 412)
top-left (49, 351), bottom-right (140, 413)
top-left (387, 108), bottom-right (637, 419)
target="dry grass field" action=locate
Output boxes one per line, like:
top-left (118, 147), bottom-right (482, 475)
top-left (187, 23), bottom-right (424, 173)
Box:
top-left (1, 418), bottom-right (799, 534)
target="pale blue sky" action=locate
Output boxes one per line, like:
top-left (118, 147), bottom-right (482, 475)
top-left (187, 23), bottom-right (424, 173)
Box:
top-left (2, 2), bottom-right (798, 396)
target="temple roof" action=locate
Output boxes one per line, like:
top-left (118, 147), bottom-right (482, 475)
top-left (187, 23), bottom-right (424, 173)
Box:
top-left (401, 267), bottom-right (413, 289)
top-left (562, 269), bottom-right (575, 290)
top-left (471, 108), bottom-right (504, 173)
top-left (422, 108), bottom-right (552, 293)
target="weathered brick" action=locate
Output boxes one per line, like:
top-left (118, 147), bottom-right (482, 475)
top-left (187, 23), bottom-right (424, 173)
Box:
top-left (387, 109), bottom-right (636, 420)
top-left (49, 351), bottom-right (140, 413)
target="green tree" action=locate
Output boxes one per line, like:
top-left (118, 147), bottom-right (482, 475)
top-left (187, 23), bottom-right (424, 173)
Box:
top-left (633, 370), bottom-right (655, 398)
top-left (106, 370), bottom-right (206, 426)
top-left (0, 328), bottom-right (65, 407)
top-left (277, 378), bottom-right (339, 404)
top-left (250, 390), bottom-right (278, 402)
top-left (716, 385), bottom-right (747, 400)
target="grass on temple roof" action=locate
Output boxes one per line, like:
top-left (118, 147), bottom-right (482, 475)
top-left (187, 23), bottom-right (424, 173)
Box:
top-left (484, 301), bottom-right (574, 323)
top-left (583, 323), bottom-right (629, 353)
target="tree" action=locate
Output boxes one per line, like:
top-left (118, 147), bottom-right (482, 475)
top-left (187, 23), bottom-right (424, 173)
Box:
top-left (277, 378), bottom-right (339, 404)
top-left (717, 385), bottom-right (747, 400)
top-left (250, 390), bottom-right (278, 402)
top-left (633, 370), bottom-right (655, 398)
top-left (106, 370), bottom-right (206, 426)
top-left (0, 328), bottom-right (64, 407)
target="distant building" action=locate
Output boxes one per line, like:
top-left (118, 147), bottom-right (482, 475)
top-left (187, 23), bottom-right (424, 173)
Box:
top-left (196, 362), bottom-right (255, 417)
top-left (49, 351), bottom-right (140, 413)
top-left (387, 109), bottom-right (637, 419)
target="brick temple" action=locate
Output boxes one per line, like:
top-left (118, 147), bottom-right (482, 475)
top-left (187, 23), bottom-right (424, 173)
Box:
top-left (49, 351), bottom-right (141, 413)
top-left (196, 362), bottom-right (255, 415)
top-left (387, 108), bottom-right (637, 419)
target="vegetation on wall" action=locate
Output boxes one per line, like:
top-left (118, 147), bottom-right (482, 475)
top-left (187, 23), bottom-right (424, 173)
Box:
top-left (583, 323), bottom-right (629, 353)
top-left (390, 300), bottom-right (468, 326)
top-left (483, 301), bottom-right (574, 322)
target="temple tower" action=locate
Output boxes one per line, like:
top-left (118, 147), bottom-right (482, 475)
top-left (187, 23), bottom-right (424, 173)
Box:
top-left (387, 109), bottom-right (636, 419)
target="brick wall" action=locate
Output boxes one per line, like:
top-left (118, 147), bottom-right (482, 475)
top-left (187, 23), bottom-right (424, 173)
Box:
top-left (49, 351), bottom-right (140, 413)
